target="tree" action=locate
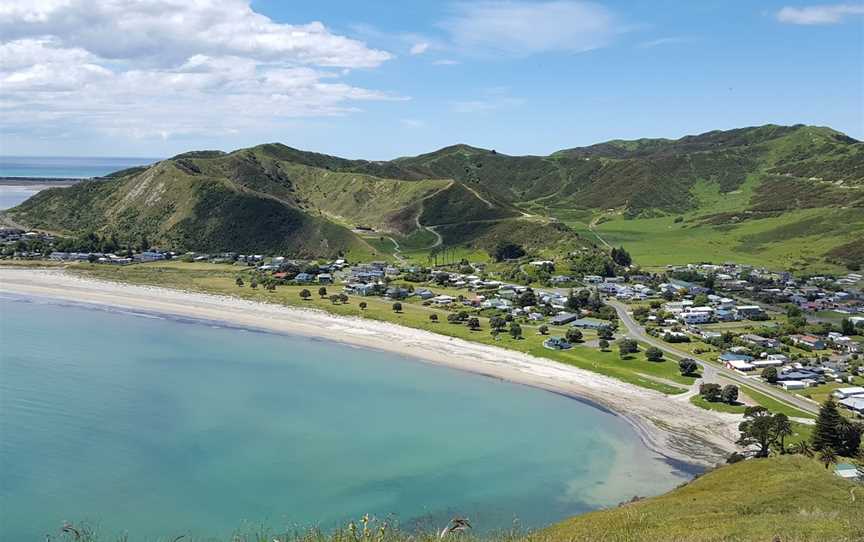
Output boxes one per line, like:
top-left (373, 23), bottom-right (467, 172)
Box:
top-left (761, 366), bottom-right (778, 384)
top-left (679, 358), bottom-right (698, 376)
top-left (786, 305), bottom-right (803, 319)
top-left (811, 398), bottom-right (845, 453)
top-left (509, 323), bottom-right (523, 339)
top-left (838, 418), bottom-right (863, 457)
top-left (792, 440), bottom-right (813, 458)
top-left (490, 316), bottom-right (507, 332)
top-left (598, 328), bottom-right (614, 341)
top-left (699, 383), bottom-right (723, 402)
top-left (235, 277), bottom-right (244, 287)
top-left (565, 327), bottom-right (583, 344)
top-left (318, 287), bottom-right (327, 298)
top-left (338, 293), bottom-right (349, 304)
top-left (721, 384), bottom-right (739, 404)
top-left (841, 318), bottom-right (855, 336)
top-left (645, 346), bottom-right (664, 362)
top-left (610, 246), bottom-right (631, 267)
top-left (392, 302), bottom-right (403, 313)
top-left (429, 314), bottom-right (438, 323)
top-left (329, 294), bottom-right (340, 304)
top-left (538, 325), bottom-right (549, 335)
top-left (250, 279), bottom-right (258, 289)
top-left (618, 338), bottom-right (638, 358)
top-left (598, 339), bottom-right (609, 351)
top-left (774, 413), bottom-right (793, 454)
top-left (819, 447), bottom-right (838, 469)
top-left (517, 290), bottom-right (537, 308)
top-left (359, 301), bottom-right (367, 311)
top-left (468, 317), bottom-right (481, 331)
top-left (493, 241), bottom-right (525, 262)
top-left (737, 406), bottom-right (777, 458)
top-left (693, 293), bottom-right (709, 307)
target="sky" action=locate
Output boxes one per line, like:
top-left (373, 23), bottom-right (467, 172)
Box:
top-left (0, 0), bottom-right (862, 159)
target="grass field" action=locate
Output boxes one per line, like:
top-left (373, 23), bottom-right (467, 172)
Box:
top-left (58, 261), bottom-right (688, 394)
top-left (556, 206), bottom-right (861, 274)
top-left (540, 455), bottom-right (864, 542)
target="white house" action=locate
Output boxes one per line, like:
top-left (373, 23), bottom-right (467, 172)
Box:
top-left (832, 387), bottom-right (864, 400)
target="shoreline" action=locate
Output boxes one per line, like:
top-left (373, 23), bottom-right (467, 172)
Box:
top-left (0, 268), bottom-right (741, 466)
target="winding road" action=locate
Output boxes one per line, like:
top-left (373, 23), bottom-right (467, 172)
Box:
top-left (607, 299), bottom-right (820, 416)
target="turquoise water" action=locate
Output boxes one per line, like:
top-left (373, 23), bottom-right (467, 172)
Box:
top-left (0, 156), bottom-right (159, 179)
top-left (0, 295), bottom-right (694, 540)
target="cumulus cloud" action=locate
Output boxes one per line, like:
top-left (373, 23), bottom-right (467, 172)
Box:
top-left (0, 0), bottom-right (395, 141)
top-left (439, 1), bottom-right (618, 56)
top-left (776, 3), bottom-right (864, 24)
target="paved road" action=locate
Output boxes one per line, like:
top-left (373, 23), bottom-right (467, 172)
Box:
top-left (607, 299), bottom-right (820, 415)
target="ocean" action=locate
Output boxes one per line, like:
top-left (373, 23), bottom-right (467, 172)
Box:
top-left (0, 156), bottom-right (159, 179)
top-left (0, 156), bottom-right (160, 211)
top-left (0, 295), bottom-right (694, 540)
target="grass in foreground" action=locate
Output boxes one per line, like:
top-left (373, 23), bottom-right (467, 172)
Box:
top-left (538, 455), bottom-right (864, 542)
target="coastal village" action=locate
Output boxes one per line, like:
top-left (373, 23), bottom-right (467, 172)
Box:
top-left (3, 226), bottom-right (864, 480)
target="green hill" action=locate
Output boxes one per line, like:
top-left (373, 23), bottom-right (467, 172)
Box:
top-left (6, 125), bottom-right (862, 269)
top-left (538, 455), bottom-right (864, 542)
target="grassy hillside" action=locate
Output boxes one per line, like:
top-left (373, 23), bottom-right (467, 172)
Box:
top-left (539, 455), bottom-right (864, 542)
top-left (6, 125), bottom-right (861, 269)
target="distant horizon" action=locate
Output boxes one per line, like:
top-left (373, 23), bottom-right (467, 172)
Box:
top-left (1, 122), bottom-right (858, 162)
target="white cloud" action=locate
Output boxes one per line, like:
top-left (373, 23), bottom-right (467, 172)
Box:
top-left (0, 0), bottom-right (396, 141)
top-left (776, 4), bottom-right (864, 24)
top-left (433, 59), bottom-right (461, 65)
top-left (399, 118), bottom-right (425, 127)
top-left (638, 37), bottom-right (689, 48)
top-left (440, 1), bottom-right (618, 56)
top-left (410, 42), bottom-right (430, 55)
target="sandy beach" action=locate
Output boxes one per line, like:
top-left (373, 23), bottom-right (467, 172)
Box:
top-left (0, 268), bottom-right (741, 466)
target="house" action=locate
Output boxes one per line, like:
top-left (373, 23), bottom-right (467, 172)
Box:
top-left (551, 312), bottom-right (580, 326)
top-left (736, 305), bottom-right (766, 319)
top-left (790, 334), bottom-right (826, 350)
top-left (839, 397), bottom-right (864, 415)
top-left (740, 334), bottom-right (780, 349)
top-left (719, 352), bottom-right (755, 363)
top-left (294, 273), bottom-right (314, 283)
top-left (317, 273), bottom-right (333, 284)
top-left (570, 317), bottom-right (613, 330)
top-left (766, 353), bottom-right (789, 363)
top-left (415, 288), bottom-right (435, 300)
top-left (432, 295), bottom-right (457, 305)
top-left (481, 298), bottom-right (512, 310)
top-left (543, 337), bottom-right (572, 350)
top-left (725, 358), bottom-right (756, 372)
top-left (714, 309), bottom-right (737, 321)
top-left (679, 311), bottom-right (712, 325)
top-left (832, 387), bottom-right (864, 400)
top-left (347, 283), bottom-right (379, 296)
top-left (780, 380), bottom-right (807, 390)
top-left (752, 358), bottom-right (784, 369)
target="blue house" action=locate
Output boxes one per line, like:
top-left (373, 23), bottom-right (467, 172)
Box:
top-left (543, 337), bottom-right (572, 350)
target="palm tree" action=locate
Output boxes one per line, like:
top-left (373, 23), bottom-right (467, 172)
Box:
top-left (392, 302), bottom-right (402, 313)
top-left (429, 314), bottom-right (438, 323)
top-left (318, 286), bottom-right (327, 298)
top-left (299, 289), bottom-right (311, 301)
top-left (793, 441), bottom-right (814, 458)
top-left (359, 301), bottom-right (367, 310)
top-left (819, 447), bottom-right (837, 469)
top-left (773, 413), bottom-right (793, 454)
top-left (235, 277), bottom-right (244, 287)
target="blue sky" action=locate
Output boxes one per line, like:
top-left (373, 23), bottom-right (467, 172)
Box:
top-left (0, 1), bottom-right (861, 158)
